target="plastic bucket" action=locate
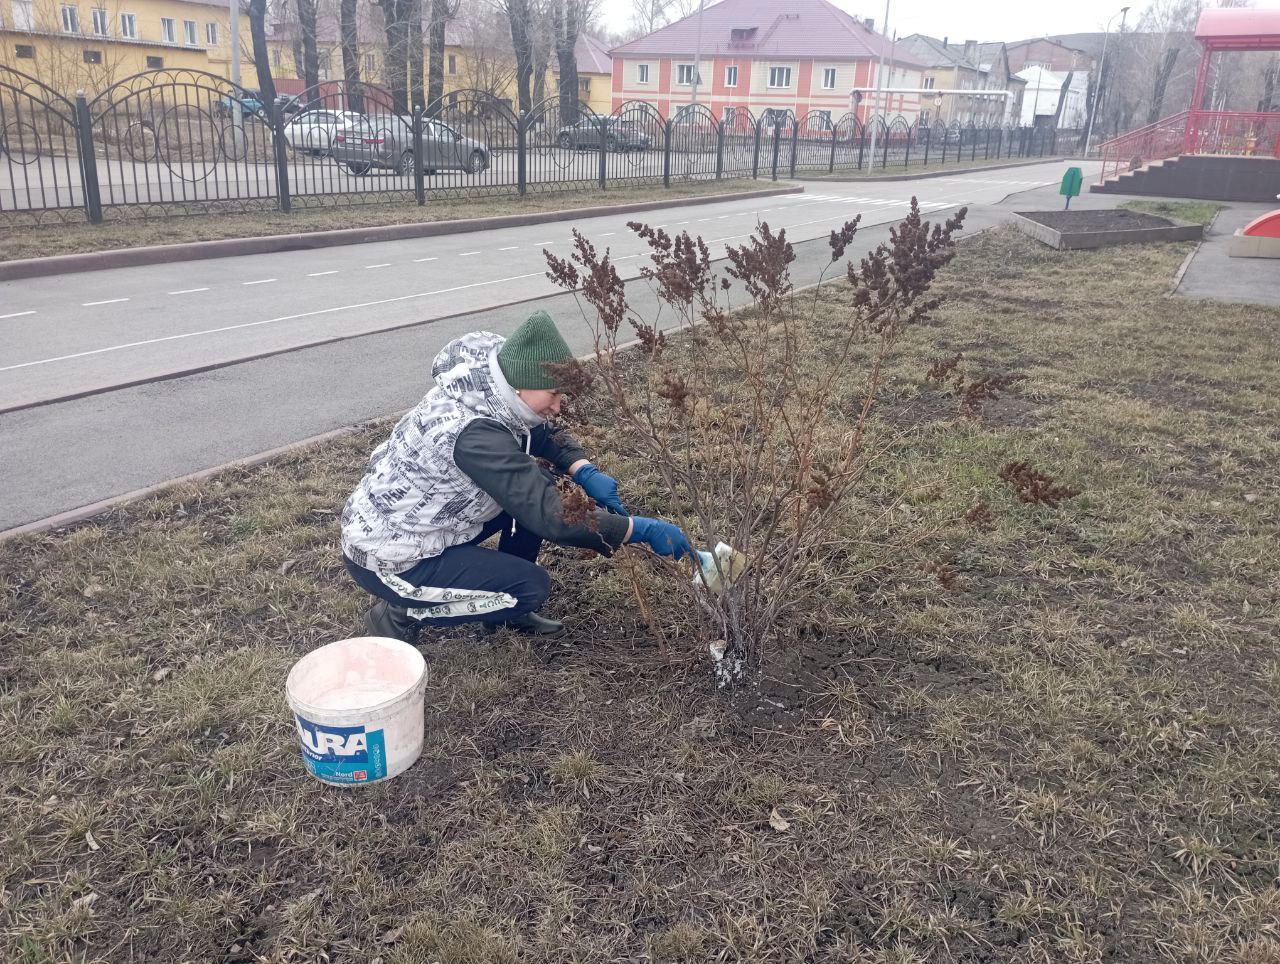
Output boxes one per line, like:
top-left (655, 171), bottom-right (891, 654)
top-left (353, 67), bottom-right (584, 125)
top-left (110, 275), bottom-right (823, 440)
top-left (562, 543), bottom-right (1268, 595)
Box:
top-left (285, 636), bottom-right (427, 786)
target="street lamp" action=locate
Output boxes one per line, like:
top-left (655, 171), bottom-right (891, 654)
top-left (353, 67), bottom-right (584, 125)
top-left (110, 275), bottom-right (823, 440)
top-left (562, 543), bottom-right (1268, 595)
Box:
top-left (1083, 5), bottom-right (1129, 157)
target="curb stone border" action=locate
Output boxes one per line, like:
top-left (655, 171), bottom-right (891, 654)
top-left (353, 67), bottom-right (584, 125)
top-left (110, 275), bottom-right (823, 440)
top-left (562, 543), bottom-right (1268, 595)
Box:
top-left (0, 185), bottom-right (804, 282)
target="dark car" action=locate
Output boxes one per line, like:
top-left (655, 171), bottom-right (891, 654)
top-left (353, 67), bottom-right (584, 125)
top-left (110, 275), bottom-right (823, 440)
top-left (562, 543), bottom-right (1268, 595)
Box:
top-left (556, 117), bottom-right (649, 152)
top-left (330, 114), bottom-right (490, 175)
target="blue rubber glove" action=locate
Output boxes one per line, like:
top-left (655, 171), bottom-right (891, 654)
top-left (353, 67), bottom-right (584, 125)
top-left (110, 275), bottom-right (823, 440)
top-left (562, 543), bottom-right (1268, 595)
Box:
top-left (573, 463), bottom-right (627, 515)
top-left (627, 516), bottom-right (693, 561)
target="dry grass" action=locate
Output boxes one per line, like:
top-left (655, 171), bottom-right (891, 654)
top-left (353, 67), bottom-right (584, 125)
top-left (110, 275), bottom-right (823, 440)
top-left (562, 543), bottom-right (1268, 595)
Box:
top-left (1120, 199), bottom-right (1225, 227)
top-left (800, 153), bottom-right (1064, 182)
top-left (2, 226), bottom-right (1279, 962)
top-left (0, 178), bottom-right (767, 262)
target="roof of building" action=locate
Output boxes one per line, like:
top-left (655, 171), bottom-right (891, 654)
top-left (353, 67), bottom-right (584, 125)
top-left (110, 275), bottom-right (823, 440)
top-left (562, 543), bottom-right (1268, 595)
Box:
top-left (575, 33), bottom-right (612, 75)
top-left (1196, 7), bottom-right (1280, 48)
top-left (611, 0), bottom-right (927, 67)
top-left (1005, 36), bottom-right (1094, 59)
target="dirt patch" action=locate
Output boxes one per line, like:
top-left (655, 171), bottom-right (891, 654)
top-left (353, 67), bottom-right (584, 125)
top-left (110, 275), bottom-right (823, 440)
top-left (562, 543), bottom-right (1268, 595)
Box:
top-left (1019, 209), bottom-right (1177, 232)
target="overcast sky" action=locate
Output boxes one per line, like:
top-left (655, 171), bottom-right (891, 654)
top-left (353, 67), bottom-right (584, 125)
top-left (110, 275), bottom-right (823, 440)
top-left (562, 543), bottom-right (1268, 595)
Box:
top-left (597, 0), bottom-right (1280, 45)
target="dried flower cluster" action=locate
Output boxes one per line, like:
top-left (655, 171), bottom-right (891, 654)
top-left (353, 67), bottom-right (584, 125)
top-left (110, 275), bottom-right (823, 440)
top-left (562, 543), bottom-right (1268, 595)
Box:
top-left (998, 460), bottom-right (1082, 508)
top-left (963, 502), bottom-right (996, 530)
top-left (922, 560), bottom-right (962, 592)
top-left (926, 351), bottom-right (1027, 418)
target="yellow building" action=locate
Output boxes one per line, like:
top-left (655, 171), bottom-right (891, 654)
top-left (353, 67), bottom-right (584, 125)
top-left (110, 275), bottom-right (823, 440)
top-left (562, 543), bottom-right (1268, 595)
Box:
top-left (0, 0), bottom-right (255, 95)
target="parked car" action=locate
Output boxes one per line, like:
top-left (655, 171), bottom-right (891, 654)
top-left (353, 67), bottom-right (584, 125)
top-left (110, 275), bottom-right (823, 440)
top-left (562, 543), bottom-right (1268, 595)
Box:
top-left (556, 117), bottom-right (649, 152)
top-left (330, 114), bottom-right (490, 175)
top-left (283, 109), bottom-right (364, 156)
top-left (214, 89), bottom-right (264, 118)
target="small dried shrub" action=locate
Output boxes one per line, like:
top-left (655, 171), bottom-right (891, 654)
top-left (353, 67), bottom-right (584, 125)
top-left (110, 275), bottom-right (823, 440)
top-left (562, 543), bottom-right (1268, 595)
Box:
top-left (998, 460), bottom-right (1082, 508)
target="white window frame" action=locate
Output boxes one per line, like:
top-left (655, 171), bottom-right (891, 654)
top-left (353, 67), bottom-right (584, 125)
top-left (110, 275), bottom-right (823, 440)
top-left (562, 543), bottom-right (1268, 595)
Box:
top-left (676, 63), bottom-right (700, 86)
top-left (205, 21), bottom-right (218, 45)
top-left (724, 64), bottom-right (737, 88)
top-left (767, 66), bottom-right (792, 88)
top-left (821, 67), bottom-right (836, 89)
top-left (923, 76), bottom-right (935, 89)
top-left (13, 0), bottom-right (35, 30)
top-left (119, 12), bottom-right (136, 38)
top-left (723, 105), bottom-right (737, 125)
top-left (183, 19), bottom-right (196, 45)
top-left (90, 7), bottom-right (107, 35)
top-left (160, 17), bottom-right (174, 43)
top-left (636, 63), bottom-right (649, 84)
top-left (60, 4), bottom-right (79, 33)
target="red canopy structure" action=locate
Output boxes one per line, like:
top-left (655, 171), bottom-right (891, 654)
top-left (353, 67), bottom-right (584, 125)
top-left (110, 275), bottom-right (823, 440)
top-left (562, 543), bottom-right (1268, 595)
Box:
top-left (1097, 8), bottom-right (1280, 182)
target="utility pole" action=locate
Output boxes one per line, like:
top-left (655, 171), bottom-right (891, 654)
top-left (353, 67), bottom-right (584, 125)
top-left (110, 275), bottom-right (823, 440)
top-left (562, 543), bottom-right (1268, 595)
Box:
top-left (1083, 5), bottom-right (1129, 157)
top-left (865, 0), bottom-right (891, 167)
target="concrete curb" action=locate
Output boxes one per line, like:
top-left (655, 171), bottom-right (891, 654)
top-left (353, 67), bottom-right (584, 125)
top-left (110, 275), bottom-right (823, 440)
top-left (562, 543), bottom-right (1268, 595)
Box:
top-left (795, 156), bottom-right (1066, 184)
top-left (1170, 206), bottom-right (1223, 296)
top-left (0, 184), bottom-right (804, 282)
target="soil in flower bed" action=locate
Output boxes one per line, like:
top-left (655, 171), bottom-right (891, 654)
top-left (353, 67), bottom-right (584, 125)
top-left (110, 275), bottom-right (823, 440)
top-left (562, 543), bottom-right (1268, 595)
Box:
top-left (1018, 208), bottom-right (1178, 231)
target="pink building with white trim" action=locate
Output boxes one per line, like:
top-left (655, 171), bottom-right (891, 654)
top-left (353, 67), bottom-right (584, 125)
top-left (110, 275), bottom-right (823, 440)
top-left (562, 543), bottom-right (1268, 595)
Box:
top-left (609, 0), bottom-right (927, 124)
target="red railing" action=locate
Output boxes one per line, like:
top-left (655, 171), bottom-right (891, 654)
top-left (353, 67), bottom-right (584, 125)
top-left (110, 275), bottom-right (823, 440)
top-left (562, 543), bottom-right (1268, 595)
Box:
top-left (1098, 109), bottom-right (1280, 183)
top-left (1097, 110), bottom-right (1188, 182)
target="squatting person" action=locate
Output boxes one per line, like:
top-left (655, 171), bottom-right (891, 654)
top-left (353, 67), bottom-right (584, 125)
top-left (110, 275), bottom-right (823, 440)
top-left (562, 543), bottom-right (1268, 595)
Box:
top-left (341, 311), bottom-right (693, 641)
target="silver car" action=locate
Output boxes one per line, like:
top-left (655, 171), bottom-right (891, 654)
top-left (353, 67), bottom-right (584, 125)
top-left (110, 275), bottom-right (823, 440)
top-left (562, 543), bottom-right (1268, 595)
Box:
top-left (330, 114), bottom-right (491, 175)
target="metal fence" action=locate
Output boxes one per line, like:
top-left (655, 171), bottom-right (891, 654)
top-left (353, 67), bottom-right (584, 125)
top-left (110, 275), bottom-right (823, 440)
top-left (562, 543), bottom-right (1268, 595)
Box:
top-left (1, 67), bottom-right (1071, 227)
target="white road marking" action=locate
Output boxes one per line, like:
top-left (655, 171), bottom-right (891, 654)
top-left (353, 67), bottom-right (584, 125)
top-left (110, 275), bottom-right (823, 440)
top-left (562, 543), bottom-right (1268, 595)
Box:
top-left (169, 287), bottom-right (210, 294)
top-left (600, 232), bottom-right (616, 236)
top-left (83, 298), bottom-right (129, 306)
top-left (413, 256), bottom-right (437, 262)
top-left (459, 251), bottom-right (480, 257)
top-left (535, 240), bottom-right (555, 245)
top-left (676, 221), bottom-right (689, 225)
top-left (307, 271), bottom-right (338, 277)
top-left (0, 310), bottom-right (35, 319)
top-left (365, 263), bottom-right (391, 269)
top-left (1, 270), bottom-right (548, 374)
top-left (498, 246), bottom-right (519, 251)
top-left (243, 279), bottom-right (276, 286)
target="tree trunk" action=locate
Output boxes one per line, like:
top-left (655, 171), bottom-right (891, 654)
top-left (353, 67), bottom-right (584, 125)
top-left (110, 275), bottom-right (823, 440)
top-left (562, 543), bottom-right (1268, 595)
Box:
top-left (407, 0), bottom-right (425, 110)
top-left (1259, 57), bottom-right (1277, 113)
top-left (247, 0), bottom-right (278, 106)
top-left (341, 0), bottom-right (363, 113)
top-left (1148, 48), bottom-right (1178, 124)
top-left (1053, 70), bottom-right (1073, 127)
top-left (295, 0), bottom-right (320, 94)
top-left (382, 0), bottom-right (410, 114)
top-left (427, 0), bottom-right (449, 115)
top-left (553, 0), bottom-right (581, 127)
top-left (505, 0), bottom-right (534, 115)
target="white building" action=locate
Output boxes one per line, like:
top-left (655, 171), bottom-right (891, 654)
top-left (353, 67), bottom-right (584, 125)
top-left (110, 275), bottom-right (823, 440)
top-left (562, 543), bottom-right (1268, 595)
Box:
top-left (1015, 65), bottom-right (1088, 127)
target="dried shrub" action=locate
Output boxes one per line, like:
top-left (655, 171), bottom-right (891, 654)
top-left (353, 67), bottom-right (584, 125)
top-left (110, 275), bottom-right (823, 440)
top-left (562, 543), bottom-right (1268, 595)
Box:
top-left (963, 503), bottom-right (995, 530)
top-left (922, 560), bottom-right (962, 592)
top-left (998, 460), bottom-right (1082, 508)
top-left (926, 352), bottom-right (1027, 419)
top-left (546, 199), bottom-right (973, 678)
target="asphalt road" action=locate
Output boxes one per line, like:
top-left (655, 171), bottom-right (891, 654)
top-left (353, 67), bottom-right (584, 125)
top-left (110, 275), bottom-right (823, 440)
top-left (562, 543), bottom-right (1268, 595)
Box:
top-left (0, 160), bottom-right (1098, 531)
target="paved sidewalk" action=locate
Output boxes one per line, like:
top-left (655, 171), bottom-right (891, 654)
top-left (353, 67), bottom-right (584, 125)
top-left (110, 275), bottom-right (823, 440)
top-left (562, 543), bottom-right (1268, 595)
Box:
top-left (1176, 203), bottom-right (1280, 307)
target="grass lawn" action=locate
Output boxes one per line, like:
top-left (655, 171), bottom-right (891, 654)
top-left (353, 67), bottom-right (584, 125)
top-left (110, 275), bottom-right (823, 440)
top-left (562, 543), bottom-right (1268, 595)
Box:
top-left (1120, 199), bottom-right (1225, 227)
top-left (0, 178), bottom-right (769, 263)
top-left (3, 222), bottom-right (1279, 962)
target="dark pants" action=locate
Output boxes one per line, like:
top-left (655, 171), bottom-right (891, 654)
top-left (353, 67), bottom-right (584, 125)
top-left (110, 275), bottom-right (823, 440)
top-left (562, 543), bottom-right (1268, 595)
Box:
top-left (344, 514), bottom-right (548, 627)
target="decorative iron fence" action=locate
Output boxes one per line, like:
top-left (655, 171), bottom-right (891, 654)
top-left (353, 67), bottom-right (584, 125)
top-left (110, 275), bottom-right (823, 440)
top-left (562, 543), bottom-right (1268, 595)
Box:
top-left (0, 67), bottom-right (1068, 226)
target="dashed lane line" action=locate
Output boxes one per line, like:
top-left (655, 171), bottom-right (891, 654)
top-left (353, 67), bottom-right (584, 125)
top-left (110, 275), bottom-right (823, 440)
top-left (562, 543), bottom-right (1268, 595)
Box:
top-left (0, 310), bottom-right (35, 319)
top-left (1, 270), bottom-right (547, 375)
top-left (82, 298), bottom-right (129, 306)
top-left (243, 279), bottom-right (277, 286)
top-left (169, 287), bottom-right (210, 294)
top-left (307, 271), bottom-right (338, 277)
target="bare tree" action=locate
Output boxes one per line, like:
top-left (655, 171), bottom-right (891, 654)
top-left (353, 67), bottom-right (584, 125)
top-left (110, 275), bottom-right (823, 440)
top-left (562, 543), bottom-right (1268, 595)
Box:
top-left (500, 0), bottom-right (537, 113)
top-left (552, 0), bottom-right (593, 125)
top-left (248, 0), bottom-right (279, 105)
top-left (340, 0), bottom-right (363, 111)
top-left (428, 0), bottom-right (461, 112)
top-left (295, 0), bottom-right (321, 93)
top-left (455, 6), bottom-right (519, 99)
top-left (625, 0), bottom-right (698, 40)
top-left (375, 0), bottom-right (411, 111)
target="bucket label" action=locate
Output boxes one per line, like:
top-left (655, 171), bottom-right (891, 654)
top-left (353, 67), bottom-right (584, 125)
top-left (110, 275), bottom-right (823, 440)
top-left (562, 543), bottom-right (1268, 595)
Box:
top-left (295, 714), bottom-right (388, 784)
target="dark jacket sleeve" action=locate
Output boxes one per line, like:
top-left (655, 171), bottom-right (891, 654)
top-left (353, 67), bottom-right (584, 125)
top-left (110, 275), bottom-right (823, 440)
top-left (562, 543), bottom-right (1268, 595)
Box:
top-left (529, 423), bottom-right (589, 475)
top-left (453, 420), bottom-right (628, 555)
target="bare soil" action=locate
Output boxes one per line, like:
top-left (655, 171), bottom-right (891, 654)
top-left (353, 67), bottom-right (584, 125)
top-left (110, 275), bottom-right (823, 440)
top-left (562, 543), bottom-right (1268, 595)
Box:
top-left (1019, 209), bottom-right (1177, 232)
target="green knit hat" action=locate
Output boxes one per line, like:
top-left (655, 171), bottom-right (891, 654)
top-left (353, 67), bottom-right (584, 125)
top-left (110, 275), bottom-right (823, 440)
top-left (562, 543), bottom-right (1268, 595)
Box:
top-left (497, 311), bottom-right (574, 390)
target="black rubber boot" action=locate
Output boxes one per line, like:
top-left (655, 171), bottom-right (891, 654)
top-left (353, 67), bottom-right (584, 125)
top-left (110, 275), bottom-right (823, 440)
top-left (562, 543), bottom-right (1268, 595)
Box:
top-left (485, 612), bottom-right (565, 636)
top-left (364, 599), bottom-right (421, 643)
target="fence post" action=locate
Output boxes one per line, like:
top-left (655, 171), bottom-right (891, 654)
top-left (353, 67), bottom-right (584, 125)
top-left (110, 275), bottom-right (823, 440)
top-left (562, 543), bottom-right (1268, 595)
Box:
top-left (412, 104), bottom-right (425, 206)
top-left (882, 128), bottom-right (890, 169)
top-left (270, 102), bottom-right (291, 213)
top-left (771, 122), bottom-right (782, 180)
top-left (922, 125), bottom-right (931, 165)
top-left (751, 120), bottom-right (761, 178)
top-left (1050, 127), bottom-right (1058, 154)
top-left (788, 120), bottom-right (798, 178)
top-left (598, 113), bottom-right (607, 190)
top-left (903, 124), bottom-right (913, 168)
top-left (715, 120), bottom-right (725, 179)
top-left (517, 111), bottom-right (527, 196)
top-left (827, 124), bottom-right (837, 173)
top-left (857, 124), bottom-right (866, 170)
top-left (74, 91), bottom-right (103, 224)
top-left (663, 119), bottom-right (672, 188)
